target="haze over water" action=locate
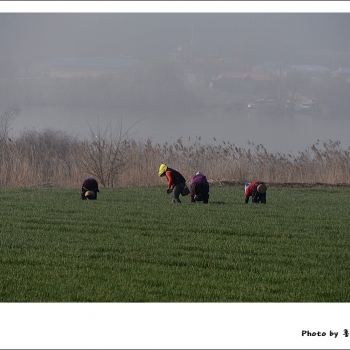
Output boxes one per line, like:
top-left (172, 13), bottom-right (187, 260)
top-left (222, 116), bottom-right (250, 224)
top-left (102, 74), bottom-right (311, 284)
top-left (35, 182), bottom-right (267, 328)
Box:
top-left (3, 8), bottom-right (350, 155)
top-left (15, 105), bottom-right (350, 154)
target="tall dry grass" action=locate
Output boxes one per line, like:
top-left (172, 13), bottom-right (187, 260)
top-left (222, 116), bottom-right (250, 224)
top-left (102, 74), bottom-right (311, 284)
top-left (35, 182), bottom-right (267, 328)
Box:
top-left (0, 128), bottom-right (350, 188)
top-left (0, 129), bottom-right (84, 188)
top-left (120, 137), bottom-right (350, 186)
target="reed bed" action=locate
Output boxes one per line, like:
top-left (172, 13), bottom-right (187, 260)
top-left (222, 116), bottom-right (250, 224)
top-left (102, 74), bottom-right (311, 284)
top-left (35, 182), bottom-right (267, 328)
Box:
top-left (0, 128), bottom-right (350, 188)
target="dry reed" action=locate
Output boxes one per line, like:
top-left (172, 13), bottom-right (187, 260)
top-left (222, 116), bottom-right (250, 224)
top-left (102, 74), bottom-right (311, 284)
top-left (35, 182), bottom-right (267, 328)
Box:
top-left (0, 129), bottom-right (349, 188)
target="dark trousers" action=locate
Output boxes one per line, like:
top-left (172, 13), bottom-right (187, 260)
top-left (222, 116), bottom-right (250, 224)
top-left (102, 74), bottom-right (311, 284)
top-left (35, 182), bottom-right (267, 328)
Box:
top-left (190, 182), bottom-right (209, 203)
top-left (172, 182), bottom-right (184, 203)
top-left (251, 182), bottom-right (266, 204)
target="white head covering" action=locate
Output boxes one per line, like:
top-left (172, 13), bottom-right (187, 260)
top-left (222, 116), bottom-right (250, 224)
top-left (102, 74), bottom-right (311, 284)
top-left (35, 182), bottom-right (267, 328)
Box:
top-left (257, 183), bottom-right (267, 193)
top-left (196, 172), bottom-right (202, 175)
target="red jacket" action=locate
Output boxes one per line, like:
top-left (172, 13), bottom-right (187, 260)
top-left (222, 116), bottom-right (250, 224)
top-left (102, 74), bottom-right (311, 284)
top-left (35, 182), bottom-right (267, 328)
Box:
top-left (165, 168), bottom-right (185, 189)
top-left (245, 180), bottom-right (262, 198)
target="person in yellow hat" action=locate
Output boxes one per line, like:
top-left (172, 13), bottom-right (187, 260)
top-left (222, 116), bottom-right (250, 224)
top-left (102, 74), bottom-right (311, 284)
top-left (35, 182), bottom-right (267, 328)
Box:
top-left (244, 180), bottom-right (267, 204)
top-left (158, 163), bottom-right (187, 203)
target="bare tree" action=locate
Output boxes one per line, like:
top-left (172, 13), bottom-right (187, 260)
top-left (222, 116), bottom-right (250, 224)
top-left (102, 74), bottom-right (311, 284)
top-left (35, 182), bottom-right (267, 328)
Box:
top-left (0, 105), bottom-right (20, 142)
top-left (77, 117), bottom-right (144, 187)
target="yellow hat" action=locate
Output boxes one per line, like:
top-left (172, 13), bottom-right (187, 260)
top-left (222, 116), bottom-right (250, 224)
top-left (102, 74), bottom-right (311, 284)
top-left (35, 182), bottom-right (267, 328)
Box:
top-left (257, 184), bottom-right (267, 194)
top-left (158, 163), bottom-right (167, 177)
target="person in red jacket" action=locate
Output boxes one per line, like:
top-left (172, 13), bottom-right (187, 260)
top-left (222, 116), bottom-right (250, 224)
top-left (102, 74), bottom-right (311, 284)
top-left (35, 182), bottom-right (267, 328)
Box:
top-left (158, 163), bottom-right (187, 203)
top-left (245, 180), bottom-right (267, 204)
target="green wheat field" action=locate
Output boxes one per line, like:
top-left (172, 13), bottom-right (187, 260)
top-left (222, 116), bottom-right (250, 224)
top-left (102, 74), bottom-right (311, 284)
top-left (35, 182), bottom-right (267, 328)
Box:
top-left (0, 185), bottom-right (349, 302)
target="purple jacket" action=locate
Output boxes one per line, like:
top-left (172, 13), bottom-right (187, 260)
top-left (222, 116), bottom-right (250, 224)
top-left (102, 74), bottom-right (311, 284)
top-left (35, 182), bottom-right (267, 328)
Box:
top-left (190, 174), bottom-right (208, 185)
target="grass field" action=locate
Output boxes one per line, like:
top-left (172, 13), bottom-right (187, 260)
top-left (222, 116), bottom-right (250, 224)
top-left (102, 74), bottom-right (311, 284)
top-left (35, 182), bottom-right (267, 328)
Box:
top-left (0, 185), bottom-right (349, 302)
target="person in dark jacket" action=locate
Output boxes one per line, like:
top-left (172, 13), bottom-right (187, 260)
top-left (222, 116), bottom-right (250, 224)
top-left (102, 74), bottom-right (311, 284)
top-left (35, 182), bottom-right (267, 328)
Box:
top-left (81, 177), bottom-right (99, 200)
top-left (190, 172), bottom-right (209, 204)
top-left (158, 163), bottom-right (187, 203)
top-left (245, 180), bottom-right (267, 204)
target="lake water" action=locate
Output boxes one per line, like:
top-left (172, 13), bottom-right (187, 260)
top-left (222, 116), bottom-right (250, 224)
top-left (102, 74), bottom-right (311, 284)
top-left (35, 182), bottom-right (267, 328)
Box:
top-left (12, 105), bottom-right (350, 155)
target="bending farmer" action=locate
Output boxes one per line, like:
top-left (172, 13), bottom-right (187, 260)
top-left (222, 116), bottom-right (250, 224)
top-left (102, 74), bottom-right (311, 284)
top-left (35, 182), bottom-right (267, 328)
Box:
top-left (158, 163), bottom-right (187, 203)
top-left (245, 180), bottom-right (267, 204)
top-left (81, 177), bottom-right (99, 200)
top-left (190, 171), bottom-right (209, 204)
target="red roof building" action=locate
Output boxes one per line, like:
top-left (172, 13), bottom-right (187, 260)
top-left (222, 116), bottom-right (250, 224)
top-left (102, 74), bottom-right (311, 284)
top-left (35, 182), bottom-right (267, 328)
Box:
top-left (212, 71), bottom-right (276, 93)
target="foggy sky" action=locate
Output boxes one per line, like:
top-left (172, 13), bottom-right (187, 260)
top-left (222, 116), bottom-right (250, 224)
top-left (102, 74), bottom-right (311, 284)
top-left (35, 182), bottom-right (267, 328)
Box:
top-left (1, 10), bottom-right (350, 64)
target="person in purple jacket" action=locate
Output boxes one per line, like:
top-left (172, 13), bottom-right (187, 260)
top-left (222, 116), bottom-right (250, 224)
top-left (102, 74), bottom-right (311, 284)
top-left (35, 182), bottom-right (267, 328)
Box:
top-left (189, 172), bottom-right (210, 204)
top-left (81, 177), bottom-right (99, 200)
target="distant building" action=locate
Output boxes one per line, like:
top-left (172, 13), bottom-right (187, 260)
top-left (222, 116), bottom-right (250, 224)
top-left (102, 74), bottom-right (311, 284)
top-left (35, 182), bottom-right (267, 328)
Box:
top-left (261, 61), bottom-right (283, 77)
top-left (49, 56), bottom-right (139, 79)
top-left (295, 50), bottom-right (350, 69)
top-left (178, 63), bottom-right (206, 87)
top-left (167, 46), bottom-right (193, 64)
top-left (212, 71), bottom-right (275, 92)
top-left (331, 67), bottom-right (350, 81)
top-left (167, 46), bottom-right (223, 65)
top-left (285, 64), bottom-right (331, 80)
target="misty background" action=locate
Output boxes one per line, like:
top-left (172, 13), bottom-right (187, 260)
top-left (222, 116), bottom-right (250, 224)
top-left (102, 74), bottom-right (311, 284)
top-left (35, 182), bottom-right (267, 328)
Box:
top-left (2, 13), bottom-right (350, 63)
top-left (1, 10), bottom-right (350, 153)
